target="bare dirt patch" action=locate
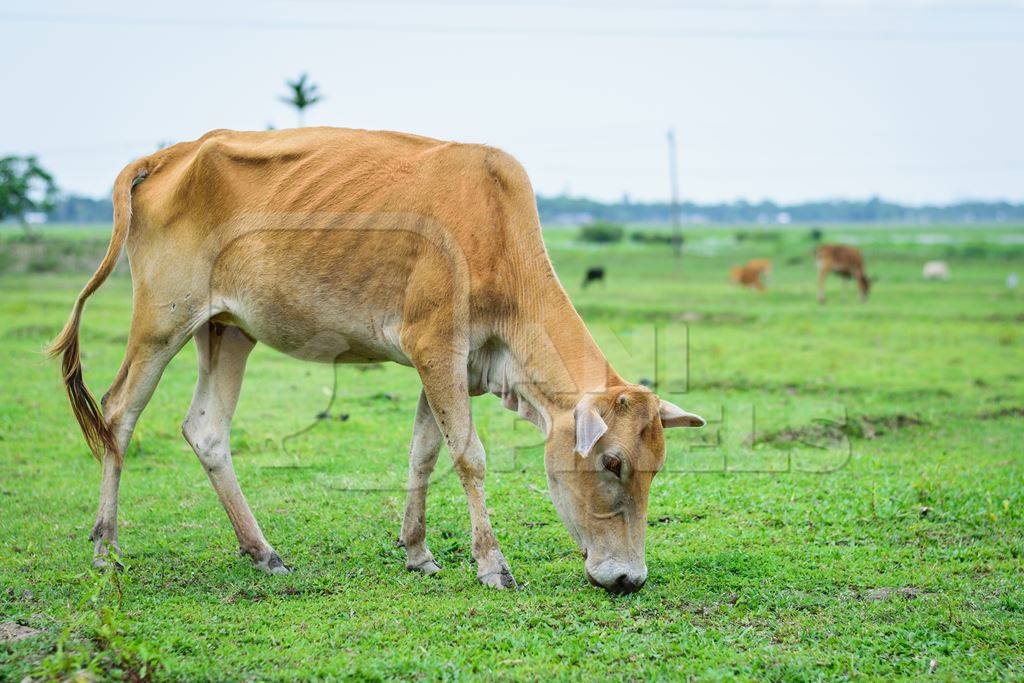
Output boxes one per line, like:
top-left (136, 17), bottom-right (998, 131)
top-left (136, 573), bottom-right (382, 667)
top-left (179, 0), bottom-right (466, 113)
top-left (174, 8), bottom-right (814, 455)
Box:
top-left (0, 621), bottom-right (42, 643)
top-left (755, 413), bottom-right (926, 448)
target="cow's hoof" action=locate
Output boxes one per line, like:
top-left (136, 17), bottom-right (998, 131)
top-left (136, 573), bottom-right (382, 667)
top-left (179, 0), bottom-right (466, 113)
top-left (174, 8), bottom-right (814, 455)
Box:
top-left (92, 555), bottom-right (123, 571)
top-left (478, 566), bottom-right (517, 590)
top-left (407, 559), bottom-right (442, 576)
top-left (254, 551), bottom-right (291, 575)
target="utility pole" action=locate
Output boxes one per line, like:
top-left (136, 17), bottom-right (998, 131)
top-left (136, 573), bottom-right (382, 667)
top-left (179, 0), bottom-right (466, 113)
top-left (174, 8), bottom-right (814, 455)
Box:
top-left (667, 128), bottom-right (682, 257)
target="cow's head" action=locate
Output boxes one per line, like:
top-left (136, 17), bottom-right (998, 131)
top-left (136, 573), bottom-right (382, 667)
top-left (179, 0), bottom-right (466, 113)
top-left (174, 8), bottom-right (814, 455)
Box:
top-left (545, 384), bottom-right (704, 594)
top-left (858, 273), bottom-right (874, 299)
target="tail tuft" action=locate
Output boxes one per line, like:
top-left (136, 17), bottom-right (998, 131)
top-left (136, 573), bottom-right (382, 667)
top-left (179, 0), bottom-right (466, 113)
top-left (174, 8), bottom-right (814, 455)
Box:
top-left (47, 301), bottom-right (117, 458)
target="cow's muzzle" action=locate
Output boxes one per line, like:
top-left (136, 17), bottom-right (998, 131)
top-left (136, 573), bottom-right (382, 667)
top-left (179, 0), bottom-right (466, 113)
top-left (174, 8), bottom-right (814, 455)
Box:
top-left (585, 560), bottom-right (648, 594)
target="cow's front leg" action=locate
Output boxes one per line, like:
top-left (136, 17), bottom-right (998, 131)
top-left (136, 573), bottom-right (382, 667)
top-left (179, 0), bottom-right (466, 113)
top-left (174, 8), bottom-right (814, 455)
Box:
top-left (817, 264), bottom-right (828, 304)
top-left (399, 390), bottom-right (443, 575)
top-left (452, 422), bottom-right (515, 588)
top-left (415, 356), bottom-right (516, 589)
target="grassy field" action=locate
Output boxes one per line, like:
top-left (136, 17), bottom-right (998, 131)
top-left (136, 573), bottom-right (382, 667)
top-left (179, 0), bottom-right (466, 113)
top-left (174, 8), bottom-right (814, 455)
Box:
top-left (1, 223), bottom-right (1023, 680)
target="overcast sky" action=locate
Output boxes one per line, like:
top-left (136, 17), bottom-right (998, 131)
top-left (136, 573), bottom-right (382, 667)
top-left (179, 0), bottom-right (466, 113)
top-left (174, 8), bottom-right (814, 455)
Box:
top-left (3, 1), bottom-right (1023, 203)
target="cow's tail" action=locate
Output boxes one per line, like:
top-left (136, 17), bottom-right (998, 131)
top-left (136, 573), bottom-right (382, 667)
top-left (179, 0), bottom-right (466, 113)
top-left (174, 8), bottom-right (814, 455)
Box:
top-left (46, 159), bottom-right (149, 459)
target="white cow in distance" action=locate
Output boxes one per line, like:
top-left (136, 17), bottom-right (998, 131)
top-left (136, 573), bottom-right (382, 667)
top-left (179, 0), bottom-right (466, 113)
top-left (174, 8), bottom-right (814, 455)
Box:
top-left (923, 260), bottom-right (951, 281)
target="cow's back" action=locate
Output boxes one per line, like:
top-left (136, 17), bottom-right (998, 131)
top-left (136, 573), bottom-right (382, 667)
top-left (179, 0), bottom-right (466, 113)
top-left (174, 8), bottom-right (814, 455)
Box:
top-left (817, 244), bottom-right (864, 271)
top-left (118, 128), bottom-right (550, 359)
top-left (132, 128), bottom-right (541, 277)
top-left (133, 128), bottom-right (488, 229)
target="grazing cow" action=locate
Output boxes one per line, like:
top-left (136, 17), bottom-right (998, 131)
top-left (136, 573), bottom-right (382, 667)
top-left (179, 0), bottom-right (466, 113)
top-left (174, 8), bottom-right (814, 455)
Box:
top-left (48, 127), bottom-right (704, 594)
top-left (730, 258), bottom-right (772, 292)
top-left (582, 266), bottom-right (605, 288)
top-left (922, 260), bottom-right (951, 281)
top-left (816, 244), bottom-right (872, 303)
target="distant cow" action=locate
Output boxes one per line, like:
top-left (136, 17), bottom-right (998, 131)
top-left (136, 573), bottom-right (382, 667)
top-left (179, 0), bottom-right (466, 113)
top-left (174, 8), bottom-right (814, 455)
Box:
top-left (923, 260), bottom-right (950, 281)
top-left (816, 244), bottom-right (871, 303)
top-left (582, 266), bottom-right (605, 288)
top-left (730, 258), bottom-right (772, 292)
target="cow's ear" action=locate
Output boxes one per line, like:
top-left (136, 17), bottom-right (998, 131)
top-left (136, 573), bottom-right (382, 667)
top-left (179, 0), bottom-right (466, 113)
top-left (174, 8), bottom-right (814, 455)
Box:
top-left (574, 399), bottom-right (608, 458)
top-left (659, 400), bottom-right (705, 428)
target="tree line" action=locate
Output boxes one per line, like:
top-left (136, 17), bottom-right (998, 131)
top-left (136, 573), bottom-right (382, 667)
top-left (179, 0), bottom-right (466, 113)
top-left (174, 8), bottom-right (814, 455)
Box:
top-left (31, 193), bottom-right (1024, 225)
top-left (536, 194), bottom-right (1024, 225)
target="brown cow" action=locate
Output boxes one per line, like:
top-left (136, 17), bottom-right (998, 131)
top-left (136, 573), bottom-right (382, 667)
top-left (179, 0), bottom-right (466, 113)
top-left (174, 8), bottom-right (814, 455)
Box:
top-left (730, 258), bottom-right (772, 291)
top-left (816, 244), bottom-right (871, 303)
top-left (48, 127), bottom-right (705, 594)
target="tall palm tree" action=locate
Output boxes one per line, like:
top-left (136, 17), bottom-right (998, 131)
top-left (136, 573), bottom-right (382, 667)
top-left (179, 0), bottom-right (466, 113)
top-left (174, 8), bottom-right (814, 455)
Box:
top-left (279, 73), bottom-right (322, 127)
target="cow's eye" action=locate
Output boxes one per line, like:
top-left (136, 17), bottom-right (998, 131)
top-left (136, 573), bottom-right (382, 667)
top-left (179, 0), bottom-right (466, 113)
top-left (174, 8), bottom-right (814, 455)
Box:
top-left (603, 454), bottom-right (622, 478)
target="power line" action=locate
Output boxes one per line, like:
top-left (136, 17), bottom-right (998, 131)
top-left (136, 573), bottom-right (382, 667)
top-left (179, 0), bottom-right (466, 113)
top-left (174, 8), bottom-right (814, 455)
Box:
top-left (1, 11), bottom-right (1022, 42)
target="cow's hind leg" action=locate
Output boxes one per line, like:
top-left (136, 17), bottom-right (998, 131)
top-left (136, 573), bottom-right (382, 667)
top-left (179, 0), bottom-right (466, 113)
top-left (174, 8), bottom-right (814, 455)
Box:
top-left (91, 314), bottom-right (192, 568)
top-left (182, 322), bottom-right (288, 574)
top-left (399, 390), bottom-right (443, 575)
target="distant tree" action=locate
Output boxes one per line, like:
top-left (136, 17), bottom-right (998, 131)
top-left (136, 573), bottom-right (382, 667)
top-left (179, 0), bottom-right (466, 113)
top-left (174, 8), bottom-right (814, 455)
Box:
top-left (630, 229), bottom-right (676, 245)
top-left (0, 155), bottom-right (58, 237)
top-left (579, 220), bottom-right (625, 244)
top-left (279, 73), bottom-right (322, 127)
top-left (47, 195), bottom-right (113, 223)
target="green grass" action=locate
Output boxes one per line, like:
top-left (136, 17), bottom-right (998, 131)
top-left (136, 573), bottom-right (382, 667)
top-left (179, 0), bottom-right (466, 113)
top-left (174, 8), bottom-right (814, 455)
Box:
top-left (1, 224), bottom-right (1023, 680)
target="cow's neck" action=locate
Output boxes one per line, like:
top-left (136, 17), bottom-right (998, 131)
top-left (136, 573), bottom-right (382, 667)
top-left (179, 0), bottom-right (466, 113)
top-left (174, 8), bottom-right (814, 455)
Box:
top-left (482, 283), bottom-right (622, 433)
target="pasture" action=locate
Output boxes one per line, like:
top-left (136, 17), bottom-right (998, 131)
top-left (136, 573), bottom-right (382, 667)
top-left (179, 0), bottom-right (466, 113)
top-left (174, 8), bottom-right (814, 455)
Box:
top-left (1, 223), bottom-right (1023, 680)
